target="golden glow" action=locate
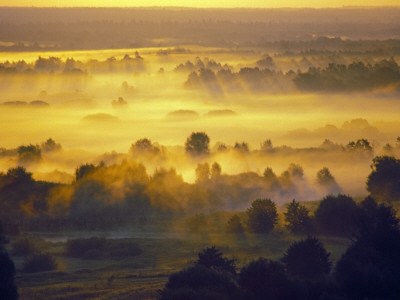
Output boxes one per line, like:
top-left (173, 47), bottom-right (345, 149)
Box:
top-left (2, 0), bottom-right (400, 7)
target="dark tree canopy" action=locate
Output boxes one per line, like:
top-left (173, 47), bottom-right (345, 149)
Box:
top-left (226, 215), bottom-right (244, 234)
top-left (335, 203), bottom-right (400, 299)
top-left (74, 163), bottom-right (97, 181)
top-left (246, 198), bottom-right (278, 234)
top-left (41, 138), bottom-right (61, 153)
top-left (0, 249), bottom-right (18, 300)
top-left (17, 144), bottom-right (41, 164)
top-left (284, 199), bottom-right (311, 234)
top-left (367, 156), bottom-right (400, 202)
top-left (161, 265), bottom-right (238, 300)
top-left (239, 258), bottom-right (293, 300)
top-left (282, 236), bottom-right (331, 279)
top-left (314, 194), bottom-right (358, 236)
top-left (185, 132), bottom-right (210, 156)
top-left (196, 246), bottom-right (236, 275)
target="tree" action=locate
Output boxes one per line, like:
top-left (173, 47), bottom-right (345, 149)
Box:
top-left (282, 236), bottom-right (331, 279)
top-left (316, 167), bottom-right (341, 194)
top-left (314, 194), bottom-right (358, 236)
top-left (354, 196), bottom-right (399, 238)
top-left (246, 198), bottom-right (278, 234)
top-left (130, 138), bottom-right (159, 154)
top-left (6, 167), bottom-right (32, 183)
top-left (284, 199), bottom-right (311, 234)
top-left (346, 138), bottom-right (373, 154)
top-left (0, 249), bottom-right (18, 300)
top-left (367, 156), bottom-right (400, 202)
top-left (210, 162), bottom-right (221, 179)
top-left (226, 215), bottom-right (244, 234)
top-left (75, 163), bottom-right (96, 181)
top-left (196, 246), bottom-right (236, 275)
top-left (234, 142), bottom-right (249, 153)
top-left (41, 138), bottom-right (61, 153)
top-left (195, 163), bottom-right (210, 183)
top-left (185, 132), bottom-right (210, 156)
top-left (239, 258), bottom-right (293, 300)
top-left (17, 144), bottom-right (41, 164)
top-left (260, 139), bottom-right (273, 152)
top-left (335, 205), bottom-right (400, 299)
top-left (160, 265), bottom-right (238, 300)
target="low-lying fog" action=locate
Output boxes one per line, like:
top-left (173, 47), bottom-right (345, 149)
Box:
top-left (1, 47), bottom-right (400, 200)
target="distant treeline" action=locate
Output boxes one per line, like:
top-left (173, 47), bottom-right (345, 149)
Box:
top-left (1, 7), bottom-right (400, 50)
top-left (185, 58), bottom-right (400, 93)
top-left (0, 52), bottom-right (145, 74)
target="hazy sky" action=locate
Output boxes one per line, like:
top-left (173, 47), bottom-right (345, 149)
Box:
top-left (2, 0), bottom-right (400, 8)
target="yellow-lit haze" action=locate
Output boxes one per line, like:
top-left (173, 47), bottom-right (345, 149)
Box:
top-left (2, 0), bottom-right (400, 7)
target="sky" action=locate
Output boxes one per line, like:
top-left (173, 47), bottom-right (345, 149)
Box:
top-left (1, 0), bottom-right (400, 8)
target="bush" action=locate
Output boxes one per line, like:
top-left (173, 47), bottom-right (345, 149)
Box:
top-left (65, 237), bottom-right (142, 259)
top-left (226, 215), bottom-right (244, 234)
top-left (11, 238), bottom-right (36, 256)
top-left (23, 253), bottom-right (57, 273)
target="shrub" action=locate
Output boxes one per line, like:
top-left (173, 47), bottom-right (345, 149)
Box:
top-left (23, 253), bottom-right (57, 273)
top-left (11, 238), bottom-right (36, 256)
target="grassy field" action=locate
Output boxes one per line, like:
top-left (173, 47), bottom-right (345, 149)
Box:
top-left (12, 230), bottom-right (351, 300)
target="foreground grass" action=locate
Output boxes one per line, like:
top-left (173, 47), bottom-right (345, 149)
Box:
top-left (13, 232), bottom-right (350, 300)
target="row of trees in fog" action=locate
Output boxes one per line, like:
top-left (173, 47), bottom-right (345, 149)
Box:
top-left (0, 52), bottom-right (145, 75)
top-left (185, 58), bottom-right (400, 94)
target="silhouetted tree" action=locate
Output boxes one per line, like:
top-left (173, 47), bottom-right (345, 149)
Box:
top-left (75, 163), bottom-right (96, 181)
top-left (130, 138), bottom-right (159, 154)
top-left (210, 162), bottom-right (221, 179)
top-left (263, 167), bottom-right (276, 180)
top-left (185, 132), bottom-right (210, 156)
top-left (239, 258), bottom-right (293, 300)
top-left (5, 167), bottom-right (32, 183)
top-left (314, 194), bottom-right (358, 236)
top-left (346, 138), bottom-right (373, 155)
top-left (160, 265), bottom-right (238, 300)
top-left (234, 142), bottom-right (249, 153)
top-left (196, 246), bottom-right (236, 275)
top-left (354, 196), bottom-right (399, 238)
top-left (195, 163), bottom-right (210, 183)
top-left (260, 139), bottom-right (273, 152)
top-left (335, 205), bottom-right (400, 299)
top-left (41, 138), bottom-right (61, 153)
top-left (0, 249), bottom-right (18, 300)
top-left (247, 198), bottom-right (278, 234)
top-left (316, 167), bottom-right (341, 194)
top-left (226, 215), bottom-right (244, 234)
top-left (284, 199), bottom-right (312, 234)
top-left (17, 144), bottom-right (41, 164)
top-left (367, 156), bottom-right (400, 202)
top-left (282, 236), bottom-right (331, 279)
